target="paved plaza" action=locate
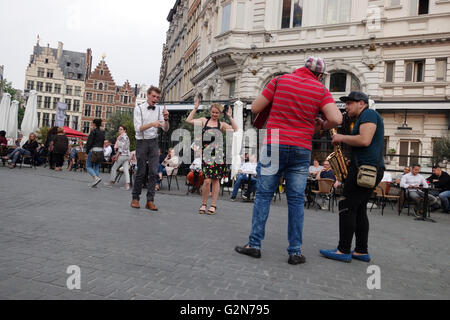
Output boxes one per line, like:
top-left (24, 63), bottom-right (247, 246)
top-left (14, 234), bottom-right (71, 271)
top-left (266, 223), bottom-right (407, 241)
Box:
top-left (0, 165), bottom-right (449, 300)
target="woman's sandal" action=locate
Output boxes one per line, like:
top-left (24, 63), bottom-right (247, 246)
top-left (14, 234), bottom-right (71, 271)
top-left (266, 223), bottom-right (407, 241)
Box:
top-left (207, 205), bottom-right (217, 215)
top-left (199, 203), bottom-right (207, 214)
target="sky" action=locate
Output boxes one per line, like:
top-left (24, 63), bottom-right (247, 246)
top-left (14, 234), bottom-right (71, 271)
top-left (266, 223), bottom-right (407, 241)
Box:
top-left (0, 0), bottom-right (175, 91)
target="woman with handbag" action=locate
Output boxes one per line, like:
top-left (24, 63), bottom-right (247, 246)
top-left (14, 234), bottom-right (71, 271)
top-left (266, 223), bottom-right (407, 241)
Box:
top-left (85, 118), bottom-right (105, 188)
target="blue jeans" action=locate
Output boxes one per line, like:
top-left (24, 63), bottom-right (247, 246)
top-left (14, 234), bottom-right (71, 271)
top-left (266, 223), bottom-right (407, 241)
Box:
top-left (231, 174), bottom-right (257, 198)
top-left (86, 151), bottom-right (100, 178)
top-left (9, 148), bottom-right (31, 164)
top-left (248, 144), bottom-right (310, 255)
top-left (439, 190), bottom-right (450, 211)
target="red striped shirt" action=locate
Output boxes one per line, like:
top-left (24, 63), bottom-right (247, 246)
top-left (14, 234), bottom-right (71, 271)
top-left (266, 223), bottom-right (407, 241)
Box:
top-left (261, 67), bottom-right (335, 150)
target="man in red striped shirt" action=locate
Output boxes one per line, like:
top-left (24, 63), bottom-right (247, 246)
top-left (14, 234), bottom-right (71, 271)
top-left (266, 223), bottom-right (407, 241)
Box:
top-left (236, 56), bottom-right (342, 265)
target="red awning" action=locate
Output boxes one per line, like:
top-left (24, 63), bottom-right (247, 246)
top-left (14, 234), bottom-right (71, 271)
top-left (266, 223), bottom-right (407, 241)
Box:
top-left (63, 126), bottom-right (87, 139)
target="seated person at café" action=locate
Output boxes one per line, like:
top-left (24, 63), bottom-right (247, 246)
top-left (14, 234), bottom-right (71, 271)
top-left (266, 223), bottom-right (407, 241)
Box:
top-left (4, 133), bottom-right (39, 168)
top-left (230, 155), bottom-right (258, 201)
top-left (103, 140), bottom-right (113, 162)
top-left (396, 166), bottom-right (410, 185)
top-left (309, 159), bottom-right (323, 177)
top-left (0, 130), bottom-right (7, 147)
top-left (315, 160), bottom-right (339, 189)
top-left (427, 166), bottom-right (450, 213)
top-left (155, 148), bottom-right (180, 191)
top-left (187, 150), bottom-right (204, 193)
top-left (400, 164), bottom-right (438, 213)
top-left (67, 140), bottom-right (84, 171)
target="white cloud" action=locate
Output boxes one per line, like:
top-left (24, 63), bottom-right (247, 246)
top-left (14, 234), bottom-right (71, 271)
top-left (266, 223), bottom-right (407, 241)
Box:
top-left (0, 0), bottom-right (173, 90)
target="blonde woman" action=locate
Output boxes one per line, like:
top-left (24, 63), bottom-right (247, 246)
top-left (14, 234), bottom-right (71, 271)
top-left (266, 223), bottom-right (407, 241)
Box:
top-left (105, 125), bottom-right (131, 190)
top-left (185, 98), bottom-right (238, 215)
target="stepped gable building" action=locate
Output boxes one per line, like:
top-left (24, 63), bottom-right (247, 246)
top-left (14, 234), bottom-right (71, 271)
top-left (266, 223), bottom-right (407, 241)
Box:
top-left (160, 0), bottom-right (450, 172)
top-left (82, 57), bottom-right (135, 133)
top-left (25, 40), bottom-right (91, 130)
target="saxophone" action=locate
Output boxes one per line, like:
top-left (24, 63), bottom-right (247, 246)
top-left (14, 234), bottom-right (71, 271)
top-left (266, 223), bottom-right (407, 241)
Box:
top-left (326, 128), bottom-right (348, 183)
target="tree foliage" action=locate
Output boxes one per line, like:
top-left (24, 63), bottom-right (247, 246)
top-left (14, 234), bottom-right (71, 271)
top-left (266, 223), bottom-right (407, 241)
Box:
top-left (1, 78), bottom-right (16, 97)
top-left (105, 111), bottom-right (136, 151)
top-left (36, 126), bottom-right (49, 144)
top-left (434, 134), bottom-right (450, 164)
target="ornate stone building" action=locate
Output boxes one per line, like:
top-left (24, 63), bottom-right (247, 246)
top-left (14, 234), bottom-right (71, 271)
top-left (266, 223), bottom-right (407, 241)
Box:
top-left (82, 58), bottom-right (136, 133)
top-left (25, 41), bottom-right (90, 131)
top-left (160, 0), bottom-right (450, 170)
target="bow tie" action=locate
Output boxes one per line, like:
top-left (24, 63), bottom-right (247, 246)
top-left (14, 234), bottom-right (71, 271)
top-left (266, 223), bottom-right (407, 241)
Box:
top-left (147, 105), bottom-right (156, 110)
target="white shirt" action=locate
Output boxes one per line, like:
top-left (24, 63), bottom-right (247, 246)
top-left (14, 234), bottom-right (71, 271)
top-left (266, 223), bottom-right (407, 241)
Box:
top-left (134, 102), bottom-right (164, 140)
top-left (240, 162), bottom-right (257, 175)
top-left (104, 145), bottom-right (112, 158)
top-left (309, 165), bottom-right (323, 174)
top-left (190, 157), bottom-right (202, 171)
top-left (400, 173), bottom-right (428, 190)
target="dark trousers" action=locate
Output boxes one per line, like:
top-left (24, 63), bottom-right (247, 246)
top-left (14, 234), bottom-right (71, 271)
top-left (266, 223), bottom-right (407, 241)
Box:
top-left (338, 165), bottom-right (384, 254)
top-left (53, 153), bottom-right (65, 167)
top-left (132, 139), bottom-right (159, 202)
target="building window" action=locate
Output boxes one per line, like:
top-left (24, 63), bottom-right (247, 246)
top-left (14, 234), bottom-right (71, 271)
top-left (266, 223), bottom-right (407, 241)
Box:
top-left (73, 100), bottom-right (80, 112)
top-left (122, 96), bottom-right (129, 104)
top-left (44, 96), bottom-right (51, 108)
top-left (221, 3), bottom-right (231, 33)
top-left (94, 81), bottom-right (98, 90)
top-left (327, 72), bottom-right (361, 93)
top-left (37, 95), bottom-right (42, 108)
top-left (65, 99), bottom-right (72, 111)
top-left (54, 84), bottom-right (61, 94)
top-left (104, 83), bottom-right (108, 91)
top-left (84, 104), bottom-right (91, 117)
top-left (325, 0), bottom-right (351, 24)
top-left (83, 121), bottom-right (90, 134)
top-left (47, 69), bottom-right (53, 78)
top-left (385, 61), bottom-right (395, 83)
top-left (37, 112), bottom-right (41, 127)
top-left (97, 94), bottom-right (103, 102)
top-left (281, 0), bottom-right (303, 29)
top-left (53, 97), bottom-right (60, 109)
top-left (405, 60), bottom-right (424, 82)
top-left (99, 83), bottom-right (103, 90)
top-left (107, 95), bottom-right (114, 103)
top-left (436, 58), bottom-right (447, 81)
top-left (399, 140), bottom-right (420, 167)
top-left (100, 70), bottom-right (104, 76)
top-left (51, 114), bottom-right (55, 127)
top-left (95, 105), bottom-right (102, 118)
top-left (106, 107), bottom-right (113, 119)
top-left (64, 115), bottom-right (70, 127)
top-left (27, 81), bottom-right (34, 90)
top-left (86, 92), bottom-right (92, 101)
top-left (74, 86), bottom-right (81, 96)
top-left (390, 0), bottom-right (401, 6)
top-left (42, 113), bottom-right (50, 127)
top-left (66, 85), bottom-right (73, 95)
top-left (72, 116), bottom-right (79, 130)
top-left (228, 79), bottom-right (236, 98)
top-left (45, 83), bottom-right (52, 93)
top-left (45, 58), bottom-right (49, 64)
top-left (38, 67), bottom-right (45, 77)
top-left (410, 0), bottom-right (429, 15)
top-left (67, 62), bottom-right (71, 67)
top-left (36, 81), bottom-right (43, 92)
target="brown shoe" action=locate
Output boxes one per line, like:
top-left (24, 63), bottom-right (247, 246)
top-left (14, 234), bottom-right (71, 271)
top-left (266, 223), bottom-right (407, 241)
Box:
top-left (131, 199), bottom-right (140, 209)
top-left (145, 201), bottom-right (158, 211)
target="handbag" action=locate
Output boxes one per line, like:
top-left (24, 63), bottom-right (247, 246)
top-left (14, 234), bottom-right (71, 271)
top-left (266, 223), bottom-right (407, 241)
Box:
top-left (253, 76), bottom-right (281, 129)
top-left (357, 165), bottom-right (378, 188)
top-left (90, 151), bottom-right (104, 163)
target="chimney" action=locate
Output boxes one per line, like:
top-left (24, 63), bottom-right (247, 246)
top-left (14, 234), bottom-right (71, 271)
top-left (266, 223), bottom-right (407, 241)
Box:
top-left (57, 41), bottom-right (63, 60)
top-left (85, 48), bottom-right (92, 81)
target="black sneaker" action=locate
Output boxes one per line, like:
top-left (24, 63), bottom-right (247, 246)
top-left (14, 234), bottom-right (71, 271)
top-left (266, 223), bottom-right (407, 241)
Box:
top-left (235, 245), bottom-right (261, 258)
top-left (288, 254), bottom-right (306, 265)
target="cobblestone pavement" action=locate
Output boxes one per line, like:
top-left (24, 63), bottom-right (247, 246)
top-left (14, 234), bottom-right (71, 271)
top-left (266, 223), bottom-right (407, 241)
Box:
top-left (0, 166), bottom-right (449, 300)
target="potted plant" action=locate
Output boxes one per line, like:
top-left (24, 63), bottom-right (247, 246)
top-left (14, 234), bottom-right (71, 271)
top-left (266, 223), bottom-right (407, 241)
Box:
top-left (388, 148), bottom-right (396, 161)
top-left (434, 134), bottom-right (450, 167)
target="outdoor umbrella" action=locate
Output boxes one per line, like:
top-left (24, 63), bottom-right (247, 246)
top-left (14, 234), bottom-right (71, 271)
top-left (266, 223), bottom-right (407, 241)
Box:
top-left (63, 126), bottom-right (87, 139)
top-left (20, 90), bottom-right (38, 146)
top-left (0, 92), bottom-right (11, 132)
top-left (231, 100), bottom-right (244, 180)
top-left (7, 100), bottom-right (19, 141)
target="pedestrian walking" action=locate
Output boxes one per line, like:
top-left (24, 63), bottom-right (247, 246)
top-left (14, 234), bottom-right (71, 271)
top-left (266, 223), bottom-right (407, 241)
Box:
top-left (51, 127), bottom-right (69, 171)
top-left (235, 56), bottom-right (342, 264)
top-left (105, 125), bottom-right (131, 190)
top-left (185, 97), bottom-right (238, 215)
top-left (85, 118), bottom-right (105, 188)
top-left (130, 86), bottom-right (169, 211)
top-left (320, 91), bottom-right (385, 263)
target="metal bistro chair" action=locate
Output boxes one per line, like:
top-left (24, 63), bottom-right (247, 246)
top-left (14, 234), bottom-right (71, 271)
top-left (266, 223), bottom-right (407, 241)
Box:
top-left (311, 178), bottom-right (335, 211)
top-left (370, 181), bottom-right (400, 216)
top-left (76, 152), bottom-right (87, 172)
top-left (161, 166), bottom-right (180, 191)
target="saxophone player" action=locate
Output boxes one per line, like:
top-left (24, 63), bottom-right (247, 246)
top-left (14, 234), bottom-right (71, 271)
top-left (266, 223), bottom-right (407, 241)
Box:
top-left (320, 91), bottom-right (385, 263)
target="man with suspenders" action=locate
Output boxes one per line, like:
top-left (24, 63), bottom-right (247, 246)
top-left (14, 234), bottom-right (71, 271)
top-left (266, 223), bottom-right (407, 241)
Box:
top-left (131, 86), bottom-right (169, 211)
